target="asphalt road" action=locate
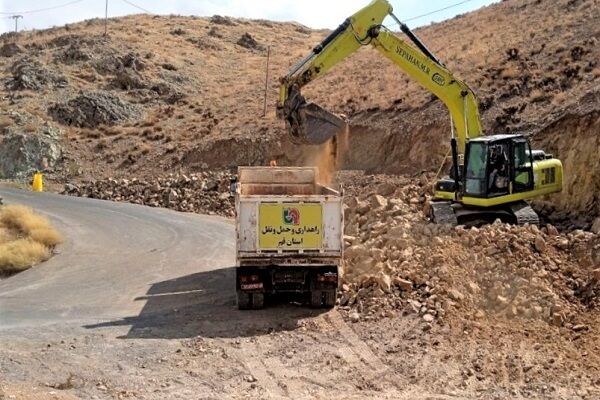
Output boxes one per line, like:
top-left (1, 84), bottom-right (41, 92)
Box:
top-left (0, 188), bottom-right (235, 330)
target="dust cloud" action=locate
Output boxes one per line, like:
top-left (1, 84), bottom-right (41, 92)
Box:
top-left (301, 125), bottom-right (350, 186)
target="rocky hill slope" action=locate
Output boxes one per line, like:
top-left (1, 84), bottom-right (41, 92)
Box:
top-left (0, 0), bottom-right (598, 220)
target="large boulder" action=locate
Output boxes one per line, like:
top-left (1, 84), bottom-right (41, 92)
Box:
top-left (0, 127), bottom-right (62, 179)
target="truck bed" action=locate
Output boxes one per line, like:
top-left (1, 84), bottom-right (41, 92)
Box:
top-left (236, 167), bottom-right (343, 261)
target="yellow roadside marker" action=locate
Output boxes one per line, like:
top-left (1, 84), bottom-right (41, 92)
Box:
top-left (32, 172), bottom-right (44, 192)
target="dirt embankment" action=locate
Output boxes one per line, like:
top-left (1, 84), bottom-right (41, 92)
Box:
top-left (533, 93), bottom-right (600, 218)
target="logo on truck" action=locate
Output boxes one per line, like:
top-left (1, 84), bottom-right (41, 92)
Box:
top-left (283, 207), bottom-right (300, 225)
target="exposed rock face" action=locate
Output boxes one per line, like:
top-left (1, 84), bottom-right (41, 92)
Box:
top-left (48, 91), bottom-right (141, 127)
top-left (236, 33), bottom-right (264, 51)
top-left (209, 15), bottom-right (237, 26)
top-left (0, 127), bottom-right (62, 179)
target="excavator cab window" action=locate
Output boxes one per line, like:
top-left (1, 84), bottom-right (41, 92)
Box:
top-left (464, 142), bottom-right (488, 197)
top-left (488, 143), bottom-right (510, 196)
top-left (512, 139), bottom-right (534, 192)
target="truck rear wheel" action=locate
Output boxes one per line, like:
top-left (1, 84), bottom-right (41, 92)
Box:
top-left (237, 291), bottom-right (251, 310)
top-left (251, 293), bottom-right (265, 309)
top-left (237, 291), bottom-right (265, 310)
top-left (310, 290), bottom-right (322, 308)
top-left (310, 289), bottom-right (336, 308)
top-left (323, 289), bottom-right (336, 308)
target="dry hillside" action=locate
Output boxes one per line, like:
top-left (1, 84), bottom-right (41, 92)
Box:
top-left (0, 0), bottom-right (598, 222)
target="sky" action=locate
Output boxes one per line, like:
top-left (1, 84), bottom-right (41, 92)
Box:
top-left (0, 0), bottom-right (499, 34)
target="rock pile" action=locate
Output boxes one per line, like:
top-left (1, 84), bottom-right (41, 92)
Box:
top-left (62, 171), bottom-right (235, 217)
top-left (5, 57), bottom-right (67, 91)
top-left (236, 33), bottom-right (265, 51)
top-left (210, 15), bottom-right (237, 26)
top-left (337, 173), bottom-right (599, 328)
top-left (0, 43), bottom-right (22, 57)
top-left (48, 91), bottom-right (141, 127)
top-left (55, 44), bottom-right (92, 64)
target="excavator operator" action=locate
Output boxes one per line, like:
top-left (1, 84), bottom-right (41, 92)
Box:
top-left (489, 145), bottom-right (509, 194)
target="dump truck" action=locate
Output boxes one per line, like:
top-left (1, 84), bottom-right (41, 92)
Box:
top-left (235, 166), bottom-right (343, 309)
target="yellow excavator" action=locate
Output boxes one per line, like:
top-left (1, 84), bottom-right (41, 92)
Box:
top-left (277, 0), bottom-right (563, 225)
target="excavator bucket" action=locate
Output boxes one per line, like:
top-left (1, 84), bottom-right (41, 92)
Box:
top-left (287, 102), bottom-right (347, 145)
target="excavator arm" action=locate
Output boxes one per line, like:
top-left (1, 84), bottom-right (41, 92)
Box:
top-left (277, 0), bottom-right (483, 154)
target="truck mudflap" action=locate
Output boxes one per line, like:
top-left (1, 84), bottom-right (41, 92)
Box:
top-left (236, 265), bottom-right (338, 310)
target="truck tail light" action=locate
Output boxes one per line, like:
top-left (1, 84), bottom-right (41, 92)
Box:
top-left (240, 274), bottom-right (260, 283)
top-left (317, 273), bottom-right (337, 283)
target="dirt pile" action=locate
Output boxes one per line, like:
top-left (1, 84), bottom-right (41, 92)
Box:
top-left (48, 91), bottom-right (141, 128)
top-left (62, 171), bottom-right (235, 217)
top-left (337, 172), bottom-right (599, 329)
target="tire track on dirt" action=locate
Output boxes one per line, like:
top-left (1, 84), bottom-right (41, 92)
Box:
top-left (326, 311), bottom-right (394, 381)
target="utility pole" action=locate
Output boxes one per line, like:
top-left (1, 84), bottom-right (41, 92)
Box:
top-left (104, 0), bottom-right (108, 36)
top-left (262, 46), bottom-right (270, 118)
top-left (10, 15), bottom-right (23, 33)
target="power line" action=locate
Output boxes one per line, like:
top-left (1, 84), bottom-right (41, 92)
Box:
top-left (119, 0), bottom-right (153, 14)
top-left (390, 0), bottom-right (479, 26)
top-left (0, 0), bottom-right (86, 15)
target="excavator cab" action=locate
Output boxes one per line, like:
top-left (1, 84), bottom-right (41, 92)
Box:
top-left (462, 135), bottom-right (534, 198)
top-left (433, 134), bottom-right (562, 225)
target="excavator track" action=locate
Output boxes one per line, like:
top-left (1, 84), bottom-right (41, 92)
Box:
top-left (430, 202), bottom-right (458, 226)
top-left (510, 201), bottom-right (540, 226)
top-left (431, 200), bottom-right (539, 227)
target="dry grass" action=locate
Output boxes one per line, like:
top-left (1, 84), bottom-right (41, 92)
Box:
top-left (0, 205), bottom-right (62, 275)
top-left (0, 239), bottom-right (51, 273)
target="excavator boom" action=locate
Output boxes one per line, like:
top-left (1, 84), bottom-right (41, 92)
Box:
top-left (277, 0), bottom-right (483, 152)
top-left (278, 0), bottom-right (391, 144)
